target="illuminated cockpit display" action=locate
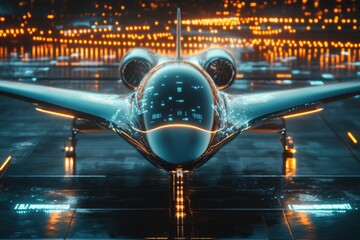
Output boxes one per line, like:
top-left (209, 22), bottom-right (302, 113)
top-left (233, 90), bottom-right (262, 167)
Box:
top-left (138, 62), bottom-right (215, 131)
top-left (137, 62), bottom-right (216, 165)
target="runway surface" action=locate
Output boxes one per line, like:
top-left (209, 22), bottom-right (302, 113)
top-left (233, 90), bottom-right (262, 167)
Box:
top-left (0, 79), bottom-right (360, 239)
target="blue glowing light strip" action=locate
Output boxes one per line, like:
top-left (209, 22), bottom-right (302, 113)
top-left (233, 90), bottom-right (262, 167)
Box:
top-left (288, 203), bottom-right (352, 213)
top-left (14, 204), bottom-right (71, 211)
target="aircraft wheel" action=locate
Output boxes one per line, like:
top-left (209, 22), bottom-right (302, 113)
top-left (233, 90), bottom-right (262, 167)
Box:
top-left (64, 136), bottom-right (76, 157)
top-left (283, 135), bottom-right (296, 155)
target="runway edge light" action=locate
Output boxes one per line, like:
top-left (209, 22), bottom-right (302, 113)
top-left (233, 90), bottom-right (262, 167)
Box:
top-left (0, 156), bottom-right (12, 171)
top-left (0, 156), bottom-right (12, 177)
top-left (347, 132), bottom-right (358, 144)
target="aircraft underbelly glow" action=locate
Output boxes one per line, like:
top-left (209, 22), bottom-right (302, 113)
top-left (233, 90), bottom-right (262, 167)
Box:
top-left (146, 128), bottom-right (211, 164)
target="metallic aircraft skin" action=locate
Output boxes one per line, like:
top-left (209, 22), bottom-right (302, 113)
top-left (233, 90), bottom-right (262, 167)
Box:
top-left (1, 59), bottom-right (360, 171)
top-left (1, 10), bottom-right (360, 171)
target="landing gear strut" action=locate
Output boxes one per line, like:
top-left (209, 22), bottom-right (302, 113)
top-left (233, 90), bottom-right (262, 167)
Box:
top-left (64, 118), bottom-right (77, 157)
top-left (280, 118), bottom-right (296, 156)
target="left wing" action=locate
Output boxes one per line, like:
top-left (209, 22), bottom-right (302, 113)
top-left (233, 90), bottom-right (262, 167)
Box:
top-left (0, 80), bottom-right (133, 131)
top-left (225, 81), bottom-right (360, 132)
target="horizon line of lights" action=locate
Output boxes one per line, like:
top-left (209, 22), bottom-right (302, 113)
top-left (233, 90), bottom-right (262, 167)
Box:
top-left (30, 36), bottom-right (360, 49)
top-left (1, 14), bottom-right (360, 39)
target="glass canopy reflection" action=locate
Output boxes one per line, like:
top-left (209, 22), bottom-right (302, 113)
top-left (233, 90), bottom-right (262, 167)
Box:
top-left (136, 62), bottom-right (217, 164)
top-left (138, 62), bottom-right (215, 131)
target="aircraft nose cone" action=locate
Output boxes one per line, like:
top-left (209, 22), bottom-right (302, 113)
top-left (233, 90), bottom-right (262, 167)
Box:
top-left (146, 127), bottom-right (211, 165)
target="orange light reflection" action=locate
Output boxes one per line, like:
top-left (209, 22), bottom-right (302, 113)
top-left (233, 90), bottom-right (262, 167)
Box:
top-left (133, 124), bottom-right (221, 134)
top-left (285, 157), bottom-right (297, 176)
top-left (283, 108), bottom-right (323, 119)
top-left (36, 108), bottom-right (74, 119)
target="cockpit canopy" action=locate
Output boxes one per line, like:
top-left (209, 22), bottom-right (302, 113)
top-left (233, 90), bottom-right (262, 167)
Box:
top-left (137, 62), bottom-right (217, 132)
top-left (136, 62), bottom-right (219, 165)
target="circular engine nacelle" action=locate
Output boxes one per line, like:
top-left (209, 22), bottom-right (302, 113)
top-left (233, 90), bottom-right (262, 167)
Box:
top-left (119, 48), bottom-right (156, 90)
top-left (202, 49), bottom-right (236, 90)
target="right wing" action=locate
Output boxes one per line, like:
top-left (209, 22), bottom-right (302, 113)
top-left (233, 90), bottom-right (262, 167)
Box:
top-left (0, 80), bottom-right (134, 131)
top-left (225, 81), bottom-right (360, 132)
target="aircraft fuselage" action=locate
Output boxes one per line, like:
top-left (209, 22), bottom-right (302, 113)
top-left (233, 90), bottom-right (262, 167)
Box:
top-left (122, 61), bottom-right (234, 171)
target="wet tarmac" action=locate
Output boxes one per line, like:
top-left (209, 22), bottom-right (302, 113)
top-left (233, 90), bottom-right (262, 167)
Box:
top-left (0, 79), bottom-right (360, 239)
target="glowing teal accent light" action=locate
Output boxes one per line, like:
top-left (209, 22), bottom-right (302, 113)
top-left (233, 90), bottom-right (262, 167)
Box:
top-left (14, 203), bottom-right (71, 214)
top-left (288, 203), bottom-right (352, 213)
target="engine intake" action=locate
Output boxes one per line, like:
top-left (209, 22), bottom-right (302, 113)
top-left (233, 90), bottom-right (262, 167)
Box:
top-left (202, 49), bottom-right (236, 90)
top-left (119, 48), bottom-right (156, 90)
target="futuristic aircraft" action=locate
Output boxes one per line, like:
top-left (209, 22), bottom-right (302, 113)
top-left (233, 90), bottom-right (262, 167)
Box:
top-left (1, 9), bottom-right (360, 171)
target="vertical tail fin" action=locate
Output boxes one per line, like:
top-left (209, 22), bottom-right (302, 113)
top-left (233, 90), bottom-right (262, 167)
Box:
top-left (176, 8), bottom-right (181, 61)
